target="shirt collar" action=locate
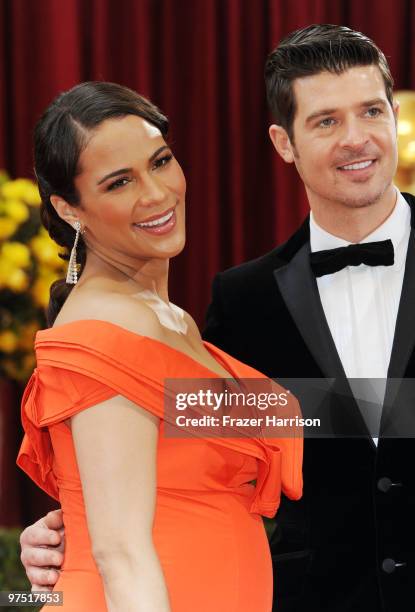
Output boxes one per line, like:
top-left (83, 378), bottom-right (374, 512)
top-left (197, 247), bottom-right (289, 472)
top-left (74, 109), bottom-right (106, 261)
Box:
top-left (310, 188), bottom-right (411, 270)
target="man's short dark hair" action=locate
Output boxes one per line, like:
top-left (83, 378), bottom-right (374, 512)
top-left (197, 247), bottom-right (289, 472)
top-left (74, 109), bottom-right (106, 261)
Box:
top-left (264, 24), bottom-right (394, 142)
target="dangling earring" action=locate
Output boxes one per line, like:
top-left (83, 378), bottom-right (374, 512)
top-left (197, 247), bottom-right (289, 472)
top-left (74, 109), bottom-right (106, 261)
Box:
top-left (66, 220), bottom-right (82, 284)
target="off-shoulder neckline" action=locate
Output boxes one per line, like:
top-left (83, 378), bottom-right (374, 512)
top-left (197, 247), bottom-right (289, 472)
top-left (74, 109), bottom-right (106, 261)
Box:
top-left (36, 318), bottom-right (238, 380)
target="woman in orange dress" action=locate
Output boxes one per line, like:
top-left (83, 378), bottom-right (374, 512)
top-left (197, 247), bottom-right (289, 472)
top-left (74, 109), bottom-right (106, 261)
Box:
top-left (17, 82), bottom-right (302, 611)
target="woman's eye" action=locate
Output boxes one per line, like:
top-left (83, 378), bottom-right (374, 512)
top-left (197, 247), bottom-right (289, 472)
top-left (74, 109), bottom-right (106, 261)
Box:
top-left (153, 154), bottom-right (173, 170)
top-left (107, 177), bottom-right (131, 191)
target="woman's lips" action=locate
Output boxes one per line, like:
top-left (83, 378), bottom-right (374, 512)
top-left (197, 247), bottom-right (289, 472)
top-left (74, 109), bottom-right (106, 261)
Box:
top-left (132, 209), bottom-right (177, 235)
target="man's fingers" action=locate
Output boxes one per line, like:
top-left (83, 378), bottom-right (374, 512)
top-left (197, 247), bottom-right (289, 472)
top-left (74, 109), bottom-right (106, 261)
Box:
top-left (19, 512), bottom-right (65, 591)
top-left (31, 584), bottom-right (53, 593)
top-left (54, 528), bottom-right (66, 553)
top-left (44, 509), bottom-right (64, 531)
top-left (20, 525), bottom-right (60, 547)
top-left (26, 568), bottom-right (60, 588)
top-left (21, 546), bottom-right (63, 568)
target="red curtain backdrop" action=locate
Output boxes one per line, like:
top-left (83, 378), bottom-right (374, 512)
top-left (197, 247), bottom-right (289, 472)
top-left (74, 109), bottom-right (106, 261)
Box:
top-left (1, 0), bottom-right (414, 326)
top-left (1, 0), bottom-right (415, 523)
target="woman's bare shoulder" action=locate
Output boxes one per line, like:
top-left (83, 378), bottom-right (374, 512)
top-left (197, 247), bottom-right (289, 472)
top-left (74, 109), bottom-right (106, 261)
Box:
top-left (54, 288), bottom-right (166, 341)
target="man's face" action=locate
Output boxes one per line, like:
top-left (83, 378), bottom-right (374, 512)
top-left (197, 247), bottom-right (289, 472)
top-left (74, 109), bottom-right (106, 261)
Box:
top-left (271, 65), bottom-right (398, 212)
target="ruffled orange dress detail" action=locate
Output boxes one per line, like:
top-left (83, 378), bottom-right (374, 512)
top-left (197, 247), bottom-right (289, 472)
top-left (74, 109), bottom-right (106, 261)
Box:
top-left (17, 320), bottom-right (302, 612)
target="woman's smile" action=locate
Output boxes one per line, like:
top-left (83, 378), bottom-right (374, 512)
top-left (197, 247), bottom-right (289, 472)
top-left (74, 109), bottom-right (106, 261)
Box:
top-left (132, 205), bottom-right (177, 235)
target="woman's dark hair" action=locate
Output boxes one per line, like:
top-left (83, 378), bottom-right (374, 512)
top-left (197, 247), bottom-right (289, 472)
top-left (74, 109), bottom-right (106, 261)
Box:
top-left (34, 81), bottom-right (169, 326)
top-left (264, 24), bottom-right (394, 142)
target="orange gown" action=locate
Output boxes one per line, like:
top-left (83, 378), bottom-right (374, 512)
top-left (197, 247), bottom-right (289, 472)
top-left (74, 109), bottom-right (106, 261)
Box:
top-left (17, 320), bottom-right (303, 612)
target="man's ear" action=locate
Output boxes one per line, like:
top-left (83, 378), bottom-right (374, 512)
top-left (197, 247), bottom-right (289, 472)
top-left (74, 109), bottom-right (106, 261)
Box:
top-left (393, 98), bottom-right (400, 122)
top-left (50, 195), bottom-right (81, 228)
top-left (269, 125), bottom-right (295, 163)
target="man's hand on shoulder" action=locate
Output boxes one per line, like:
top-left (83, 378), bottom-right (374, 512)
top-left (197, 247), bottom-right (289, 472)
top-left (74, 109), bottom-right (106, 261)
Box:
top-left (20, 508), bottom-right (65, 591)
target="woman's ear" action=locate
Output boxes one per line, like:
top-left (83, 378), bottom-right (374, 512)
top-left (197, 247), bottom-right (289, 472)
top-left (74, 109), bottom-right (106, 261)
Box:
top-left (50, 195), bottom-right (81, 228)
top-left (268, 125), bottom-right (295, 163)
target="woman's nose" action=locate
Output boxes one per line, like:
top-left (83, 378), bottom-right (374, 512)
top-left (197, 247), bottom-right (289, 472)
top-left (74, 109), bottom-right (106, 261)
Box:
top-left (138, 174), bottom-right (168, 207)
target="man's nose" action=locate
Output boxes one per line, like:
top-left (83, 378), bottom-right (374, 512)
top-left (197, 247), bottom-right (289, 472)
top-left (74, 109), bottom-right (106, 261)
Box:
top-left (338, 117), bottom-right (369, 150)
top-left (138, 174), bottom-right (167, 207)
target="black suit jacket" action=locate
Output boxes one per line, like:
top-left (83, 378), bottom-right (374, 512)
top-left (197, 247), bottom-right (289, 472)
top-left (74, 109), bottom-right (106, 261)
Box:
top-left (203, 192), bottom-right (415, 612)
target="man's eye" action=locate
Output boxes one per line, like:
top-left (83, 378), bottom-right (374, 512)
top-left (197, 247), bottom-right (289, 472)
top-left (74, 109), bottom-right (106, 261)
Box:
top-left (107, 177), bottom-right (131, 191)
top-left (366, 107), bottom-right (382, 118)
top-left (318, 118), bottom-right (335, 128)
top-left (153, 154), bottom-right (173, 170)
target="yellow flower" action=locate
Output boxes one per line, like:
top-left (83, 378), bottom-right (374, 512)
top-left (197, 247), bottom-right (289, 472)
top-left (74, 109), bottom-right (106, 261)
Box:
top-left (30, 234), bottom-right (65, 269)
top-left (1, 242), bottom-right (31, 268)
top-left (0, 257), bottom-right (30, 291)
top-left (2, 179), bottom-right (25, 200)
top-left (5, 267), bottom-right (29, 292)
top-left (0, 258), bottom-right (13, 287)
top-left (0, 330), bottom-right (19, 353)
top-left (2, 178), bottom-right (38, 203)
top-left (23, 183), bottom-right (41, 206)
top-left (31, 273), bottom-right (60, 307)
top-left (3, 199), bottom-right (30, 223)
top-left (0, 217), bottom-right (17, 239)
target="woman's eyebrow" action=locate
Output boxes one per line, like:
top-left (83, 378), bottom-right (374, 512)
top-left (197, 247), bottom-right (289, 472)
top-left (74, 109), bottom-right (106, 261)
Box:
top-left (97, 167), bottom-right (131, 185)
top-left (96, 146), bottom-right (171, 185)
top-left (149, 145), bottom-right (170, 162)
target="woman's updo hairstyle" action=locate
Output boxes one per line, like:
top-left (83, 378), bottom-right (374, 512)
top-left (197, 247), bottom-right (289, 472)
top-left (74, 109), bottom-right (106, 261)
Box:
top-left (34, 81), bottom-right (169, 326)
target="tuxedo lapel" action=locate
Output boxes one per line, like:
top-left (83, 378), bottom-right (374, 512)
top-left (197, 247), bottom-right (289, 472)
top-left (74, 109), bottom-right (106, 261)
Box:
top-left (273, 230), bottom-right (374, 443)
top-left (387, 199), bottom-right (415, 379)
top-left (382, 197), bottom-right (415, 434)
top-left (273, 240), bottom-right (346, 380)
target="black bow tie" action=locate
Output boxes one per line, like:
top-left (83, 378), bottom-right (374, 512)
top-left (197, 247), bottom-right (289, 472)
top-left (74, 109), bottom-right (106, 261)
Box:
top-left (310, 239), bottom-right (394, 278)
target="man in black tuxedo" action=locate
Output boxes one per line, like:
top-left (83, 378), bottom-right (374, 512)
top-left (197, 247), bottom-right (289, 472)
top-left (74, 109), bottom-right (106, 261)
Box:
top-left (203, 24), bottom-right (414, 612)
top-left (20, 24), bottom-right (413, 612)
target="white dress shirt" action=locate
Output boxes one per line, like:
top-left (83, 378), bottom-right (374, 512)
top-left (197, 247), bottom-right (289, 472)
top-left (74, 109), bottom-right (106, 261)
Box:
top-left (310, 190), bottom-right (411, 444)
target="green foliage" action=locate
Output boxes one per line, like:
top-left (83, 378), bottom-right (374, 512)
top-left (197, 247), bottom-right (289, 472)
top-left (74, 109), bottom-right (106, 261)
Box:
top-left (0, 528), bottom-right (41, 612)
